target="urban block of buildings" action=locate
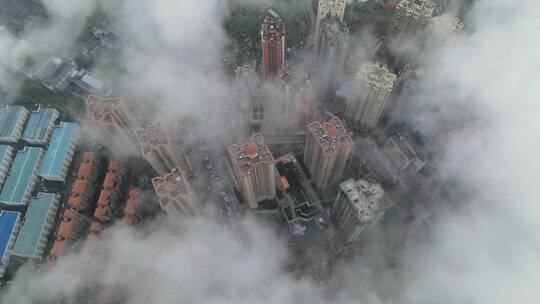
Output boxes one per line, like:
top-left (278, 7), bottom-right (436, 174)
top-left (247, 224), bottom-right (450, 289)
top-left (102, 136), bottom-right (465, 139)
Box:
top-left (0, 104), bottom-right (79, 275)
top-left (345, 62), bottom-right (397, 129)
top-left (261, 16), bottom-right (286, 80)
top-left (304, 118), bottom-right (352, 189)
top-left (387, 0), bottom-right (436, 39)
top-left (152, 167), bottom-right (200, 216)
top-left (332, 178), bottom-right (392, 242)
top-left (228, 133), bottom-right (276, 209)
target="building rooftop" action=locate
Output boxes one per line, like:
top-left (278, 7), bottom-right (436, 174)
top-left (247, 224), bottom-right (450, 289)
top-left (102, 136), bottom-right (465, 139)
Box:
top-left (0, 147), bottom-right (44, 206)
top-left (12, 193), bottom-right (57, 258)
top-left (355, 62), bottom-right (397, 92)
top-left (22, 106), bottom-right (59, 143)
top-left (0, 105), bottom-right (28, 141)
top-left (83, 96), bottom-right (124, 127)
top-left (0, 210), bottom-right (21, 265)
top-left (0, 145), bottom-right (15, 184)
top-left (228, 133), bottom-right (274, 177)
top-left (91, 25), bottom-right (121, 49)
top-left (122, 187), bottom-right (142, 225)
top-left (135, 122), bottom-right (171, 156)
top-left (307, 117), bottom-right (352, 157)
top-left (102, 161), bottom-right (120, 190)
top-left (0, 145), bottom-right (14, 164)
top-left (396, 0), bottom-right (436, 16)
top-left (39, 122), bottom-right (78, 179)
top-left (339, 178), bottom-right (392, 223)
top-left (262, 16), bottom-right (285, 40)
top-left (77, 152), bottom-right (98, 177)
top-left (151, 167), bottom-right (191, 203)
top-left (74, 69), bottom-right (105, 91)
top-left (42, 59), bottom-right (77, 91)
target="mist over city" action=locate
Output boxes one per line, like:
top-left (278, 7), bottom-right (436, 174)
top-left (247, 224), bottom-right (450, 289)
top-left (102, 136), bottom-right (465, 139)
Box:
top-left (0, 0), bottom-right (538, 303)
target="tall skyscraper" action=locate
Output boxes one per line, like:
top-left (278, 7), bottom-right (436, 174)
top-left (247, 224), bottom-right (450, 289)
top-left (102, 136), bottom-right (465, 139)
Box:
top-left (82, 96), bottom-right (138, 154)
top-left (136, 122), bottom-right (184, 175)
top-left (261, 16), bottom-right (285, 80)
top-left (304, 117), bottom-right (352, 189)
top-left (331, 178), bottom-right (392, 242)
top-left (152, 167), bottom-right (200, 216)
top-left (387, 0), bottom-right (436, 39)
top-left (315, 19), bottom-right (350, 89)
top-left (315, 0), bottom-right (347, 46)
top-left (280, 67), bottom-right (313, 131)
top-left (344, 62), bottom-right (397, 129)
top-left (228, 133), bottom-right (276, 208)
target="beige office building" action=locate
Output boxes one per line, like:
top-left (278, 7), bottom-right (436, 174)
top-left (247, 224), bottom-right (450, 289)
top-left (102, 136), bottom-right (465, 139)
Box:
top-left (304, 117), bottom-right (352, 189)
top-left (345, 62), bottom-right (397, 129)
top-left (228, 133), bottom-right (275, 209)
top-left (387, 0), bottom-right (436, 39)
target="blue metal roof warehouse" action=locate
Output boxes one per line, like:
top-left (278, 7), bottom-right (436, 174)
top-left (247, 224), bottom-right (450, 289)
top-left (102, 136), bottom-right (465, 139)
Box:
top-left (12, 193), bottom-right (60, 261)
top-left (0, 147), bottom-right (44, 207)
top-left (0, 210), bottom-right (21, 278)
top-left (0, 145), bottom-right (15, 188)
top-left (0, 105), bottom-right (29, 143)
top-left (39, 122), bottom-right (79, 182)
top-left (21, 106), bottom-right (59, 146)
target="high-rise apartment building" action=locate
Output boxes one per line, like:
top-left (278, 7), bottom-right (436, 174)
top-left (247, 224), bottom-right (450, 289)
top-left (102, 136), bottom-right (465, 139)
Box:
top-left (331, 178), bottom-right (392, 242)
top-left (280, 67), bottom-right (313, 131)
top-left (383, 132), bottom-right (427, 173)
top-left (261, 16), bottom-right (285, 80)
top-left (387, 0), bottom-right (436, 39)
top-left (136, 122), bottom-right (183, 175)
top-left (344, 62), bottom-right (397, 129)
top-left (228, 133), bottom-right (275, 208)
top-left (152, 167), bottom-right (200, 216)
top-left (304, 117), bottom-right (352, 189)
top-left (316, 19), bottom-right (349, 64)
top-left (82, 96), bottom-right (138, 154)
top-left (315, 0), bottom-right (347, 45)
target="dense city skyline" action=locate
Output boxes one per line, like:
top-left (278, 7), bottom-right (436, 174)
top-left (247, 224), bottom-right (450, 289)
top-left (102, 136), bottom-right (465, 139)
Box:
top-left (0, 0), bottom-right (537, 303)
